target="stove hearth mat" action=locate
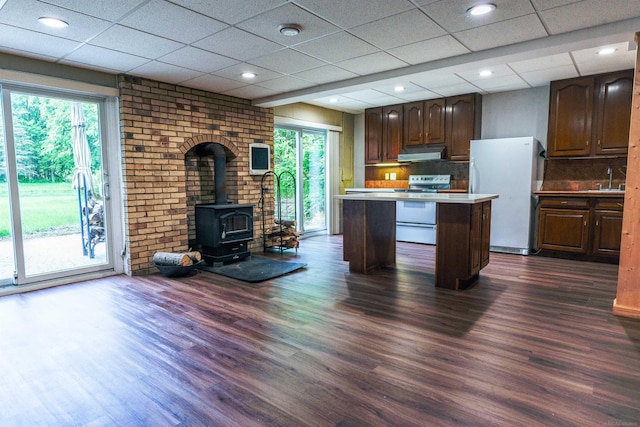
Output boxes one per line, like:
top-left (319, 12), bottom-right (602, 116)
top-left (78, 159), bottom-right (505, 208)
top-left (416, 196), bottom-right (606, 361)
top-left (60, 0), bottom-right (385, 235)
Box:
top-left (198, 256), bottom-right (306, 283)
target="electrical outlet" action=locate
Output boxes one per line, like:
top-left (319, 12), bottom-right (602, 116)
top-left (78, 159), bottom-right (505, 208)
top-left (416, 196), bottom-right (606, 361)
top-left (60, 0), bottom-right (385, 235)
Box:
top-left (390, 173), bottom-right (396, 180)
top-left (385, 173), bottom-right (390, 180)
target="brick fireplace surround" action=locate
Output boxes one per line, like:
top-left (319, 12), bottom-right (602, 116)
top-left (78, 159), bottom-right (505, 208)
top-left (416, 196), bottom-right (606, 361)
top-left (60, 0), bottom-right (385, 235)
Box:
top-left (119, 75), bottom-right (274, 275)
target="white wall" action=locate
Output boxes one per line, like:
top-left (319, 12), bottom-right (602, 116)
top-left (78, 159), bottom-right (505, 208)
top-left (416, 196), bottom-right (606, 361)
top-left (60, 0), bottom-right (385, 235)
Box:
top-left (481, 86), bottom-right (550, 149)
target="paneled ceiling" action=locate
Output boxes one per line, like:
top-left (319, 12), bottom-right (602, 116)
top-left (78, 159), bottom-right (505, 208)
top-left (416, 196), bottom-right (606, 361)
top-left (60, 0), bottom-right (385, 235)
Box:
top-left (0, 0), bottom-right (638, 113)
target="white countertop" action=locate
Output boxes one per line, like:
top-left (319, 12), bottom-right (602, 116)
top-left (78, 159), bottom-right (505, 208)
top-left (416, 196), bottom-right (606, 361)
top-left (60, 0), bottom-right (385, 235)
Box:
top-left (345, 188), bottom-right (396, 193)
top-left (335, 192), bottom-right (498, 204)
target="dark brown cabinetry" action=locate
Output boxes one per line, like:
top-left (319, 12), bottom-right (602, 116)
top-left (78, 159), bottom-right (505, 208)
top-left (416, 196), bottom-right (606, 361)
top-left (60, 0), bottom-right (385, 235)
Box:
top-left (383, 105), bottom-right (403, 162)
top-left (537, 198), bottom-right (590, 253)
top-left (592, 198), bottom-right (624, 257)
top-left (547, 70), bottom-right (633, 157)
top-left (366, 94), bottom-right (480, 164)
top-left (402, 99), bottom-right (445, 149)
top-left (445, 93), bottom-right (482, 161)
top-left (364, 105), bottom-right (402, 164)
top-left (536, 195), bottom-right (623, 261)
top-left (437, 200), bottom-right (491, 289)
top-left (364, 107), bottom-right (383, 164)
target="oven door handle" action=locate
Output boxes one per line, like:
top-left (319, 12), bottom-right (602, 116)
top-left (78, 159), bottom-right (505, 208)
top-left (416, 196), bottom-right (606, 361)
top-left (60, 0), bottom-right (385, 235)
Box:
top-left (396, 222), bottom-right (436, 228)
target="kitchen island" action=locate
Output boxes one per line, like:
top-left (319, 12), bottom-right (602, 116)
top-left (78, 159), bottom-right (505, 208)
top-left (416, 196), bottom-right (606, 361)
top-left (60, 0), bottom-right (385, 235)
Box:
top-left (335, 192), bottom-right (498, 290)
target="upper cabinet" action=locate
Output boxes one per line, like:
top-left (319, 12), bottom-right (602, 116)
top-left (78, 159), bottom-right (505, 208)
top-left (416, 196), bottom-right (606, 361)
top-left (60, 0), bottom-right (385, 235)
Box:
top-left (366, 93), bottom-right (481, 164)
top-left (364, 105), bottom-right (403, 164)
top-left (547, 70), bottom-right (633, 158)
top-left (402, 99), bottom-right (446, 150)
top-left (383, 105), bottom-right (403, 162)
top-left (445, 93), bottom-right (482, 161)
top-left (365, 107), bottom-right (383, 164)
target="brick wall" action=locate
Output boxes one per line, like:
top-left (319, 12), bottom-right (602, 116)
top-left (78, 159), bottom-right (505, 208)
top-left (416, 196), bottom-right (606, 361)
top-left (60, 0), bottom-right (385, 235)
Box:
top-left (118, 75), bottom-right (274, 275)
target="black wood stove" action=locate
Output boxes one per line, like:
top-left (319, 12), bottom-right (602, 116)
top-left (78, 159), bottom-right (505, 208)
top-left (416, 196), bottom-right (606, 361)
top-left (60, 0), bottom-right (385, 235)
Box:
top-left (194, 142), bottom-right (254, 264)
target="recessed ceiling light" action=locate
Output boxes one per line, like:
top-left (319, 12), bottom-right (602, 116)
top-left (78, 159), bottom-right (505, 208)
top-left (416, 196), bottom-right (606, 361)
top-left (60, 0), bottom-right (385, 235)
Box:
top-left (479, 70), bottom-right (493, 77)
top-left (467, 3), bottom-right (496, 16)
top-left (38, 17), bottom-right (69, 28)
top-left (597, 47), bottom-right (616, 55)
top-left (241, 72), bottom-right (256, 79)
top-left (278, 24), bottom-right (301, 37)
top-left (394, 85), bottom-right (405, 92)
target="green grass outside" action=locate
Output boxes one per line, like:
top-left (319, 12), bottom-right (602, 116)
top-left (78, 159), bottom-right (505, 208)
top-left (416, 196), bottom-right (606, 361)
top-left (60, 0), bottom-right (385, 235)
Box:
top-left (0, 182), bottom-right (79, 238)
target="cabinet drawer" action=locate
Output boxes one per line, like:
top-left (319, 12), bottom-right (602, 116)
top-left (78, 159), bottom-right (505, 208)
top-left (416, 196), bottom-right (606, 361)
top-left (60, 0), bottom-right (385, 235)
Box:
top-left (539, 198), bottom-right (589, 209)
top-left (595, 198), bottom-right (624, 211)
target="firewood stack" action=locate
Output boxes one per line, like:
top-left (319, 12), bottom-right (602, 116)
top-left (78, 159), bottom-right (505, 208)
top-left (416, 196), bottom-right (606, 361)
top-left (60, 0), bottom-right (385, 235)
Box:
top-left (264, 219), bottom-right (299, 249)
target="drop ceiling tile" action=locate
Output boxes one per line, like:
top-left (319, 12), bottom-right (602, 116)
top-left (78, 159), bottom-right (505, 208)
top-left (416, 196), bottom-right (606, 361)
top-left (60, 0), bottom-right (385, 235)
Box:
top-left (293, 32), bottom-right (378, 63)
top-left (349, 9), bottom-right (446, 50)
top-left (223, 84), bottom-right (278, 99)
top-left (539, 0), bottom-right (640, 34)
top-left (572, 42), bottom-right (636, 75)
top-left (373, 81), bottom-right (432, 97)
top-left (408, 71), bottom-right (467, 89)
top-left (158, 46), bottom-right (239, 73)
top-left (518, 65), bottom-right (579, 86)
top-left (530, 0), bottom-right (582, 10)
top-left (248, 49), bottom-right (325, 74)
top-left (236, 3), bottom-right (340, 46)
top-left (420, 0), bottom-right (536, 32)
top-left (213, 63), bottom-right (283, 83)
top-left (0, 23), bottom-right (81, 58)
top-left (0, 47), bottom-right (59, 63)
top-left (388, 35), bottom-right (470, 65)
top-left (39, 0), bottom-right (147, 21)
top-left (336, 52), bottom-right (409, 75)
top-left (292, 65), bottom-right (358, 84)
top-left (396, 89), bottom-right (442, 102)
top-left (62, 44), bottom-right (149, 72)
top-left (130, 61), bottom-right (204, 84)
top-left (307, 98), bottom-right (372, 114)
top-left (342, 89), bottom-right (405, 106)
top-left (181, 74), bottom-right (247, 92)
top-left (194, 28), bottom-right (284, 62)
top-left (169, 0), bottom-right (287, 25)
top-left (455, 64), bottom-right (516, 81)
top-left (118, 0), bottom-right (228, 44)
top-left (0, 0), bottom-right (112, 42)
top-left (258, 76), bottom-right (315, 92)
top-left (294, 0), bottom-right (416, 29)
top-left (88, 25), bottom-right (184, 59)
top-left (509, 53), bottom-right (574, 73)
top-left (454, 14), bottom-right (548, 51)
top-left (429, 82), bottom-right (483, 97)
top-left (471, 74), bottom-right (530, 91)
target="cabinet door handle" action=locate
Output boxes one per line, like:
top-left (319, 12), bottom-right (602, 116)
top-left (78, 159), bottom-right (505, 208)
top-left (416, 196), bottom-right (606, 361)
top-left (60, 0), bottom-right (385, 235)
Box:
top-left (598, 140), bottom-right (601, 146)
top-left (584, 220), bottom-right (587, 227)
top-left (561, 201), bottom-right (568, 204)
top-left (586, 140), bottom-right (589, 146)
top-left (595, 220), bottom-right (599, 226)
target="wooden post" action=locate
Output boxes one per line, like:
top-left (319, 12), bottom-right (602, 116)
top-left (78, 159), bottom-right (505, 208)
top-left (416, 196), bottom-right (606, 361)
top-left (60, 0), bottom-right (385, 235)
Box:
top-left (614, 32), bottom-right (640, 318)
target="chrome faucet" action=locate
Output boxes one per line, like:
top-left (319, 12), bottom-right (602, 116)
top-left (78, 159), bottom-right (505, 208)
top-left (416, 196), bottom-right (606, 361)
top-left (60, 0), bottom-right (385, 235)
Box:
top-left (607, 167), bottom-right (613, 190)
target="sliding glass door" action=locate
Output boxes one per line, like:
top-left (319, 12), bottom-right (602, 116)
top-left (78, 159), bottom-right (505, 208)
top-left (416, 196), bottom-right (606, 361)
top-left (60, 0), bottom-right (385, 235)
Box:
top-left (274, 127), bottom-right (327, 234)
top-left (0, 86), bottom-right (114, 286)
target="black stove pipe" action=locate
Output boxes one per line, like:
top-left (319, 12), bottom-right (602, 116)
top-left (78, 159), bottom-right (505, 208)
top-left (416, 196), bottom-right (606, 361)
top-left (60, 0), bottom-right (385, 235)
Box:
top-left (196, 143), bottom-right (227, 205)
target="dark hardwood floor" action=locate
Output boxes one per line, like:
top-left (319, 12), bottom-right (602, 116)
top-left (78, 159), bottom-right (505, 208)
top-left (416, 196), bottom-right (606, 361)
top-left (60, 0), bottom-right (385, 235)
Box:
top-left (1, 235), bottom-right (639, 426)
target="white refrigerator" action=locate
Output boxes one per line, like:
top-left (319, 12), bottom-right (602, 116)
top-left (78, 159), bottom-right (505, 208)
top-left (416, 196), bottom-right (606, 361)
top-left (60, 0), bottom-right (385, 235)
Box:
top-left (469, 137), bottom-right (543, 255)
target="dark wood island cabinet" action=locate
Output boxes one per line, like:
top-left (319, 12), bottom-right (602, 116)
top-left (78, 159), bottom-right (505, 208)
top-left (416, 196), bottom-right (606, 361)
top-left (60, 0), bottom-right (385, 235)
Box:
top-left (336, 192), bottom-right (497, 289)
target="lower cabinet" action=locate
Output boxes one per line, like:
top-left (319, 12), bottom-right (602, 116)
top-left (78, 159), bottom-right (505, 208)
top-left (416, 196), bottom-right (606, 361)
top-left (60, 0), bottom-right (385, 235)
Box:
top-left (592, 199), bottom-right (624, 257)
top-left (536, 196), bottom-right (623, 261)
top-left (437, 200), bottom-right (491, 289)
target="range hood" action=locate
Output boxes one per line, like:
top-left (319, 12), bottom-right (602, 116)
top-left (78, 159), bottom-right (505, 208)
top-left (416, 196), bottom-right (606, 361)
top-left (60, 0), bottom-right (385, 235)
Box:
top-left (397, 145), bottom-right (445, 162)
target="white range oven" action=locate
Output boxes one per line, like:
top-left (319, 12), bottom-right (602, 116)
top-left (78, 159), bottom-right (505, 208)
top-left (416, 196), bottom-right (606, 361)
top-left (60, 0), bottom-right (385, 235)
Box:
top-left (395, 174), bottom-right (451, 245)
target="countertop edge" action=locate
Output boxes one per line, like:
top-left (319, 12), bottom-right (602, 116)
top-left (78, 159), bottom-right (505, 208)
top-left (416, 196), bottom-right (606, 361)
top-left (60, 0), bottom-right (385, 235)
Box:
top-left (534, 190), bottom-right (625, 197)
top-left (335, 193), bottom-right (498, 204)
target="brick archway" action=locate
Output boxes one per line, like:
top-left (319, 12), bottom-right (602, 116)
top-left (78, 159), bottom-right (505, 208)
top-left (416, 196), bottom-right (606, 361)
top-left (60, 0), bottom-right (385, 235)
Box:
top-left (180, 134), bottom-right (239, 159)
